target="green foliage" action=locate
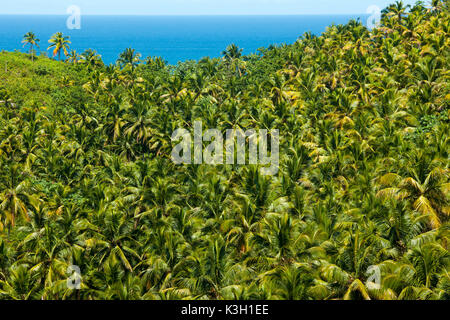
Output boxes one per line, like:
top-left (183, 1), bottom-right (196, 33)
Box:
top-left (0, 1), bottom-right (448, 300)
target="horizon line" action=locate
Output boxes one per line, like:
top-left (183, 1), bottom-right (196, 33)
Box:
top-left (0, 13), bottom-right (368, 16)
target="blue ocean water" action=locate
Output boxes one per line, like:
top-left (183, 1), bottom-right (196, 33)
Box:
top-left (0, 15), bottom-right (368, 65)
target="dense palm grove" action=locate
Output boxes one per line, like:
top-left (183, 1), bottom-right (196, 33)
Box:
top-left (0, 1), bottom-right (449, 300)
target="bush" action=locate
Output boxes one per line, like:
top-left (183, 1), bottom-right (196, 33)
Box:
top-left (0, 86), bottom-right (9, 100)
top-left (34, 65), bottom-right (50, 76)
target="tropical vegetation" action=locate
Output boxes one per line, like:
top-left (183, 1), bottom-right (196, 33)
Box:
top-left (0, 1), bottom-right (448, 300)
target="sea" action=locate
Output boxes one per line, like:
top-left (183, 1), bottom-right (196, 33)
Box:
top-left (0, 15), bottom-right (369, 65)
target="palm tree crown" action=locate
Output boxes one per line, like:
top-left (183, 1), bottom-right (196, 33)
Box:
top-left (22, 32), bottom-right (40, 62)
top-left (47, 32), bottom-right (71, 60)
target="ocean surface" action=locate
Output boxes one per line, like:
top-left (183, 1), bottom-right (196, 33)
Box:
top-left (0, 15), bottom-right (368, 65)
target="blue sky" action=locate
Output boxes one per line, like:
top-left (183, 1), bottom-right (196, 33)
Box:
top-left (1, 0), bottom-right (422, 15)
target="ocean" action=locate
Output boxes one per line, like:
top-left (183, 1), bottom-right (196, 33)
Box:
top-left (0, 15), bottom-right (368, 65)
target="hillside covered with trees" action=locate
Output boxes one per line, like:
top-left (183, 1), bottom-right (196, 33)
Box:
top-left (0, 1), bottom-right (448, 300)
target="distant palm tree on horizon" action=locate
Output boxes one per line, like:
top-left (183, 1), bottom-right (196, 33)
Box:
top-left (118, 48), bottom-right (142, 70)
top-left (48, 32), bottom-right (71, 61)
top-left (222, 43), bottom-right (243, 61)
top-left (22, 32), bottom-right (40, 62)
top-left (222, 44), bottom-right (245, 76)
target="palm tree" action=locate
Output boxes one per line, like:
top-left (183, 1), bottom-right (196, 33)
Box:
top-left (222, 43), bottom-right (242, 61)
top-left (0, 265), bottom-right (41, 299)
top-left (144, 56), bottom-right (166, 70)
top-left (377, 157), bottom-right (449, 229)
top-left (0, 165), bottom-right (31, 234)
top-left (22, 32), bottom-right (40, 62)
top-left (405, 243), bottom-right (449, 289)
top-left (118, 48), bottom-right (141, 70)
top-left (383, 1), bottom-right (411, 24)
top-left (79, 49), bottom-right (103, 69)
top-left (47, 32), bottom-right (71, 60)
top-left (67, 50), bottom-right (79, 64)
top-left (222, 44), bottom-right (244, 76)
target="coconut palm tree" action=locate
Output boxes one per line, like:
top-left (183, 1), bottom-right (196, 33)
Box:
top-left (67, 50), bottom-right (79, 64)
top-left (22, 32), bottom-right (40, 62)
top-left (383, 1), bottom-right (410, 23)
top-left (47, 32), bottom-right (71, 61)
top-left (0, 165), bottom-right (31, 233)
top-left (118, 48), bottom-right (141, 70)
top-left (79, 49), bottom-right (104, 70)
top-left (377, 154), bottom-right (449, 229)
top-left (222, 44), bottom-right (244, 76)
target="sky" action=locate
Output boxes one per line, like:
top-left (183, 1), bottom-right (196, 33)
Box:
top-left (0, 0), bottom-right (422, 15)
